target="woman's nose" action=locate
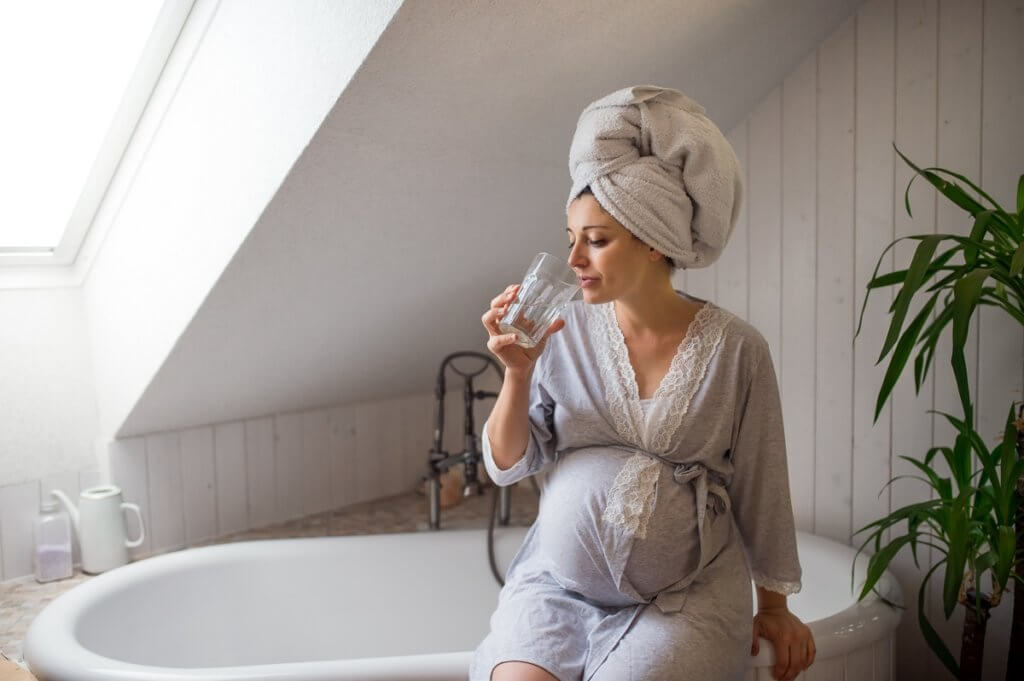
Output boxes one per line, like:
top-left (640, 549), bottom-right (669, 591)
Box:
top-left (568, 244), bottom-right (587, 267)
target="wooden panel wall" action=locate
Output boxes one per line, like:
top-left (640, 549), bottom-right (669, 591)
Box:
top-left (677, 1), bottom-right (1023, 677)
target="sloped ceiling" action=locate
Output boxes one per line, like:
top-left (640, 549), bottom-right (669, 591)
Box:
top-left (120, 0), bottom-right (863, 437)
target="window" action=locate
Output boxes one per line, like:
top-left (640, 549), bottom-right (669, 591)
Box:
top-left (0, 0), bottom-right (193, 266)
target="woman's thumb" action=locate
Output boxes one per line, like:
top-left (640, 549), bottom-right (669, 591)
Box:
top-left (751, 624), bottom-right (760, 655)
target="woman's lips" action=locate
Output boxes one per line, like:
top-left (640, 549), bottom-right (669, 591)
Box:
top-left (580, 278), bottom-right (599, 288)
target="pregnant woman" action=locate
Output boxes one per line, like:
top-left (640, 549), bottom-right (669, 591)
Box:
top-left (470, 86), bottom-right (815, 681)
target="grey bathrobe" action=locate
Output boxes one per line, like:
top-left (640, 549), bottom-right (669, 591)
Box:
top-left (468, 292), bottom-right (803, 681)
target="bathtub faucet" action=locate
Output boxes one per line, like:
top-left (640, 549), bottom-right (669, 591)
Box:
top-left (425, 351), bottom-right (512, 530)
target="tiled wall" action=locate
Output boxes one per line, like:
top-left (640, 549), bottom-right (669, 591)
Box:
top-left (0, 468), bottom-right (104, 583)
top-left (0, 387), bottom-right (496, 582)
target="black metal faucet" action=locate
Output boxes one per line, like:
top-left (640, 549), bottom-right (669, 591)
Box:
top-left (424, 351), bottom-right (512, 530)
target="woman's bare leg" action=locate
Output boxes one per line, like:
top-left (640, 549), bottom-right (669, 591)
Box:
top-left (491, 660), bottom-right (561, 681)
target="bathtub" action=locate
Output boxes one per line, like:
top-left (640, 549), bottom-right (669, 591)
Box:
top-left (23, 527), bottom-right (901, 681)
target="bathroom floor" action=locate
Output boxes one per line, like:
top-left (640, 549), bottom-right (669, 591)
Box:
top-left (0, 481), bottom-right (539, 666)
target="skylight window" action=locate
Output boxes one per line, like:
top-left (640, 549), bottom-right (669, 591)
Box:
top-left (0, 0), bottom-right (187, 265)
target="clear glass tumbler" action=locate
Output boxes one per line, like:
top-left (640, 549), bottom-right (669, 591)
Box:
top-left (498, 252), bottom-right (581, 348)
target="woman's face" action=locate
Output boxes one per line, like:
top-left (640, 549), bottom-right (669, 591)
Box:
top-left (566, 194), bottom-right (660, 303)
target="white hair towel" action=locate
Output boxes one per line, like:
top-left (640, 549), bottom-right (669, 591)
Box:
top-left (566, 85), bottom-right (743, 269)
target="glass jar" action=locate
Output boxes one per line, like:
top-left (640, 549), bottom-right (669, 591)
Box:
top-left (34, 497), bottom-right (73, 583)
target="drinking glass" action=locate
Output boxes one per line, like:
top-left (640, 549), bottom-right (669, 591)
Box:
top-left (498, 252), bottom-right (580, 348)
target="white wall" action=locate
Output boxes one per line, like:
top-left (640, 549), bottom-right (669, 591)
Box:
top-left (681, 1), bottom-right (1022, 679)
top-left (80, 0), bottom-right (402, 464)
top-left (0, 0), bottom-right (402, 569)
top-left (0, 287), bottom-right (103, 581)
top-left (0, 288), bottom-right (100, 485)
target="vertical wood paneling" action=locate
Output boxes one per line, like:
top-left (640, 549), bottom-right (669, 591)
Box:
top-left (780, 51), bottom-right (818, 533)
top-left (213, 421), bottom-right (247, 535)
top-left (109, 437), bottom-right (151, 560)
top-left (1, 396), bottom-right (437, 580)
top-left (891, 2), bottom-right (940, 679)
top-left (978, 1), bottom-right (1024, 679)
top-left (814, 14), bottom-right (856, 544)
top-left (717, 124), bottom-right (749, 320)
top-left (244, 416), bottom-right (276, 529)
top-left (179, 426), bottom-right (217, 545)
top-left (301, 408), bottom-right (332, 515)
top-left (274, 411), bottom-right (304, 522)
top-left (381, 396), bottom-right (407, 498)
top-left (400, 393), bottom-right (429, 494)
top-left (747, 90), bottom-right (784, 364)
top-left (145, 431), bottom-right (185, 553)
top-left (328, 403), bottom-right (356, 509)
top-left (852, 0), bottom-right (896, 554)
top-left (685, 249), bottom-right (717, 303)
top-left (724, 0), bottom-right (1021, 676)
top-left (354, 401), bottom-right (383, 504)
top-left (927, 1), bottom-right (983, 677)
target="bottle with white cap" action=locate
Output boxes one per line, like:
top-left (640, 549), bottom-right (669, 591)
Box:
top-left (34, 493), bottom-right (73, 583)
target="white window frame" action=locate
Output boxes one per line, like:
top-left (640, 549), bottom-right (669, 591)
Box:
top-left (0, 0), bottom-right (196, 267)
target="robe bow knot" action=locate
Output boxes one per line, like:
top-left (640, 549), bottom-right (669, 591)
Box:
top-left (629, 451), bottom-right (732, 614)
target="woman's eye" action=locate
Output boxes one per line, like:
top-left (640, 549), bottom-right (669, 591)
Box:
top-left (567, 239), bottom-right (606, 250)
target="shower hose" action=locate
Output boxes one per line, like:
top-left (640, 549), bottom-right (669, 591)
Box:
top-left (487, 473), bottom-right (541, 588)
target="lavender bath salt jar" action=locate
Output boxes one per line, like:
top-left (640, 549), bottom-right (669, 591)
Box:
top-left (34, 499), bottom-right (73, 583)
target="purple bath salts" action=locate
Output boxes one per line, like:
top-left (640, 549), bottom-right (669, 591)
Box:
top-left (35, 543), bottom-right (72, 582)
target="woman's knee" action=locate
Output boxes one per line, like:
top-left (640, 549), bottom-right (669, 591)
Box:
top-left (491, 660), bottom-right (562, 681)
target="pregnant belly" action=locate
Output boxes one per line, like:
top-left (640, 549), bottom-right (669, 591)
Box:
top-left (534, 448), bottom-right (726, 603)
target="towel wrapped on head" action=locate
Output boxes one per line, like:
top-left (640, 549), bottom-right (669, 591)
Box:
top-left (566, 85), bottom-right (743, 270)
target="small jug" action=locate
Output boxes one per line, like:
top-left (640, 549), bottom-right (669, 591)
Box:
top-left (49, 485), bottom-right (145, 574)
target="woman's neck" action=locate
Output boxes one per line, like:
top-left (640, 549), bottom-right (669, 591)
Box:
top-left (613, 286), bottom-right (702, 342)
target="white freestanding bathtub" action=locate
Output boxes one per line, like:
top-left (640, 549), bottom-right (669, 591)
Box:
top-left (23, 527), bottom-right (901, 681)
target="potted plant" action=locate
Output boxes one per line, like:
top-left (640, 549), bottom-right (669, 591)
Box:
top-left (851, 144), bottom-right (1023, 681)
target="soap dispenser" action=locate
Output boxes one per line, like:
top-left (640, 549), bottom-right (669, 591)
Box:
top-left (34, 494), bottom-right (74, 583)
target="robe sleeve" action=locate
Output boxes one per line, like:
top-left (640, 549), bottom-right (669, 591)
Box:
top-left (481, 355), bottom-right (559, 487)
top-left (728, 338), bottom-right (803, 595)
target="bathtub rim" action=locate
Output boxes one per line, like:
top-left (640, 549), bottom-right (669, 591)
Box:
top-left (23, 528), bottom-right (903, 678)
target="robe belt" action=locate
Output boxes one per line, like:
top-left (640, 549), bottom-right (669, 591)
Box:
top-left (618, 445), bottom-right (732, 613)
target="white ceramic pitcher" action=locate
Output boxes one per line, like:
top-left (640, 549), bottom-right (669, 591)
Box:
top-left (49, 485), bottom-right (145, 574)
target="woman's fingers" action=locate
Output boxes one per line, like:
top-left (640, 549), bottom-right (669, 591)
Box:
top-left (488, 283), bottom-right (519, 308)
top-left (486, 331), bottom-right (520, 353)
top-left (773, 640), bottom-right (791, 680)
top-left (482, 284), bottom-right (521, 336)
top-left (785, 642), bottom-right (803, 680)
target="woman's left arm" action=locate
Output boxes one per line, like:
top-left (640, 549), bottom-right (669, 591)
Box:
top-left (727, 336), bottom-right (813, 680)
top-left (752, 587), bottom-right (816, 681)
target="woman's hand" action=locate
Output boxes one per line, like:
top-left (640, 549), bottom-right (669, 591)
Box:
top-left (751, 606), bottom-right (815, 680)
top-left (482, 283), bottom-right (565, 375)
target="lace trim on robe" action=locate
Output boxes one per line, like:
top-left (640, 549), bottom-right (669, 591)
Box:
top-left (590, 300), bottom-right (732, 538)
top-left (752, 571), bottom-right (803, 595)
top-left (602, 454), bottom-right (661, 539)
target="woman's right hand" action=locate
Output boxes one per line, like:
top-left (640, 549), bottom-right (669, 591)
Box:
top-left (482, 283), bottom-right (566, 376)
